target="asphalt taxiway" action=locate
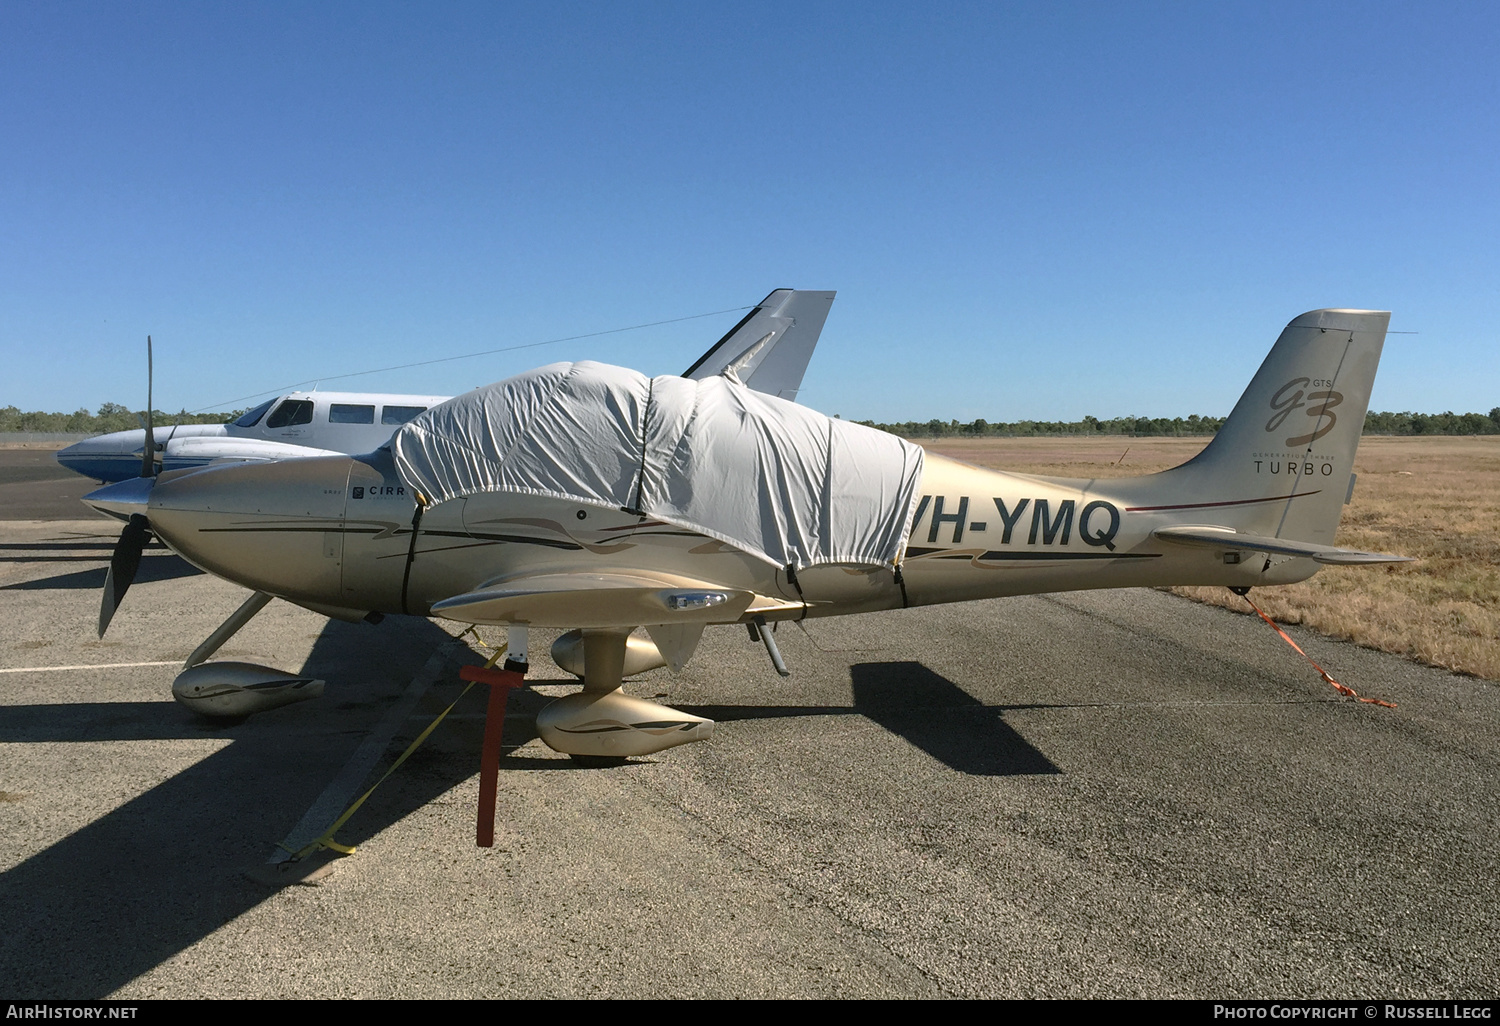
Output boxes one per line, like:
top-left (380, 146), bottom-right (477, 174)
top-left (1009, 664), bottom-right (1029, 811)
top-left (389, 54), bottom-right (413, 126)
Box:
top-left (1, 462), bottom-right (1496, 998)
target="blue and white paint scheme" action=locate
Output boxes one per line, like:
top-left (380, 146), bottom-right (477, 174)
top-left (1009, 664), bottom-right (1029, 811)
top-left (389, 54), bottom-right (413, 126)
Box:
top-left (56, 288), bottom-right (837, 484)
top-left (56, 392), bottom-right (450, 482)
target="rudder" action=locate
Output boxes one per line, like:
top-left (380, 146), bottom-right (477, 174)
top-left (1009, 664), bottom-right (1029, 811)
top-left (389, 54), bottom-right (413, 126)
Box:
top-left (1153, 308), bottom-right (1390, 545)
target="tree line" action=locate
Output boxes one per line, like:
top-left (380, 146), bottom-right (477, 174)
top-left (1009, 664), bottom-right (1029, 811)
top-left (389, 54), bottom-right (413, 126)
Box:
top-left (0, 404), bottom-right (239, 434)
top-left (3, 403), bottom-right (1498, 438)
top-left (856, 408), bottom-right (1500, 438)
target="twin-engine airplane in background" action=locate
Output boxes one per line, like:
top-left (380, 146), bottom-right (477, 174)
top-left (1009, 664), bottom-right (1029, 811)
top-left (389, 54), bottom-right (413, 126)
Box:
top-left (56, 289), bottom-right (836, 482)
top-left (83, 307), bottom-right (1408, 766)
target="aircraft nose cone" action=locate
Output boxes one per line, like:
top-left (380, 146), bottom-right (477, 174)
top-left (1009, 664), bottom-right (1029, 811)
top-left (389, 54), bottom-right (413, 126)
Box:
top-left (56, 438), bottom-right (105, 479)
top-left (83, 476), bottom-right (156, 521)
top-left (55, 442), bottom-right (83, 476)
top-left (55, 430), bottom-right (149, 483)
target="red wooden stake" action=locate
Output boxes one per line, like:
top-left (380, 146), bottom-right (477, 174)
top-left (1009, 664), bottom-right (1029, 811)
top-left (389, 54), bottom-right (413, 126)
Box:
top-left (460, 665), bottom-right (525, 848)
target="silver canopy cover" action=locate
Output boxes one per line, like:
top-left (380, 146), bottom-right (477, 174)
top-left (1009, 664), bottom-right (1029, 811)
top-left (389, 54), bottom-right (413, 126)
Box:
top-left (391, 361), bottom-right (924, 571)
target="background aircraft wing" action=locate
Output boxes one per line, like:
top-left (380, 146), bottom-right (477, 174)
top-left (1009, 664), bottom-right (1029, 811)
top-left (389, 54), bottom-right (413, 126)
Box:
top-left (683, 288), bottom-right (835, 402)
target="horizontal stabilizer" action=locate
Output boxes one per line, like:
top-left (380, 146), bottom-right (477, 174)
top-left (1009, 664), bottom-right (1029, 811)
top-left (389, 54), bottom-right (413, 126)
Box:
top-left (429, 572), bottom-right (756, 628)
top-left (1153, 525), bottom-right (1412, 565)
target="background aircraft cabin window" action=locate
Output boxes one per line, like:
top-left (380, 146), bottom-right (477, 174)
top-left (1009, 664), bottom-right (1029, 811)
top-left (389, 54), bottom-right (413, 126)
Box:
top-left (266, 399), bottom-right (314, 428)
top-left (382, 405), bottom-right (427, 425)
top-left (329, 403), bottom-right (376, 424)
top-left (233, 398), bottom-right (276, 428)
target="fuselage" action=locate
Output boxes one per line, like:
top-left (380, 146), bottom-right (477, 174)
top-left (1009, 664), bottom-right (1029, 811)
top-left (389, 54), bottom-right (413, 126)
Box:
top-left (115, 449), bottom-right (1319, 628)
top-left (56, 391), bottom-right (452, 483)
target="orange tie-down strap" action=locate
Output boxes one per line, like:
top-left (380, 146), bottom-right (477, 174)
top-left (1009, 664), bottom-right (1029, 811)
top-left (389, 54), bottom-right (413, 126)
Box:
top-left (1234, 590), bottom-right (1396, 709)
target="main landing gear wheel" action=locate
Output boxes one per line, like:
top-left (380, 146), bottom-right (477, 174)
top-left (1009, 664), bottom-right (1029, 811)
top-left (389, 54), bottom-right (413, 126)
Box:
top-left (534, 627), bottom-right (714, 760)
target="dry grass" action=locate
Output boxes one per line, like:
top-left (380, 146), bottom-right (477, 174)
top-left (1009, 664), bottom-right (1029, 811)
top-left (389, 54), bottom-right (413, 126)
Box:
top-left (919, 435), bottom-right (1500, 682)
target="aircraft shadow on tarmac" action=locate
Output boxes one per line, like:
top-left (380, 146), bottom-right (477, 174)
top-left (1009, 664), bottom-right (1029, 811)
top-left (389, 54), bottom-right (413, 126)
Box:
top-left (0, 540), bottom-right (204, 590)
top-left (1, 554), bottom-right (204, 590)
top-left (675, 661), bottom-right (1061, 777)
top-left (0, 616), bottom-right (1057, 997)
top-left (0, 614), bottom-right (461, 997)
top-left (849, 661), bottom-right (1060, 775)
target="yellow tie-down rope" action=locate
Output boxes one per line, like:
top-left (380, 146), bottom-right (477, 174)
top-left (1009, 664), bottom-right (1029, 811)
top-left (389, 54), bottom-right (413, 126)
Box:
top-left (281, 630), bottom-right (506, 860)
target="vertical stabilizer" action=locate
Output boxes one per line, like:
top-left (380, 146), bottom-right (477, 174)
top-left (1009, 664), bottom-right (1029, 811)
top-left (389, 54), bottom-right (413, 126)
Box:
top-left (683, 289), bottom-right (836, 401)
top-left (1143, 309), bottom-right (1389, 545)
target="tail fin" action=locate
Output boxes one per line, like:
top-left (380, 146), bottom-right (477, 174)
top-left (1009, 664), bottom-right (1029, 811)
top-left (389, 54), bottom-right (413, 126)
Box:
top-left (683, 289), bottom-right (836, 401)
top-left (1146, 308), bottom-right (1389, 545)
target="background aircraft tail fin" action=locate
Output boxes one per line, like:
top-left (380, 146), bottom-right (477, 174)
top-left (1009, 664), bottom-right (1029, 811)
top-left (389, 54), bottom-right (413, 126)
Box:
top-left (1143, 309), bottom-right (1390, 546)
top-left (684, 289), bottom-right (836, 401)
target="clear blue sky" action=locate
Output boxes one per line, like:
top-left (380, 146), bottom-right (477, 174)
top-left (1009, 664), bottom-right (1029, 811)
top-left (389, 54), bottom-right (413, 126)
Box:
top-left (3, 1), bottom-right (1497, 421)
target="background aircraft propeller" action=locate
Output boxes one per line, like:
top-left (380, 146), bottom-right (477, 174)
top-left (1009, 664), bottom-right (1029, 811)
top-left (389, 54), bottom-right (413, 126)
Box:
top-left (142, 335), bottom-right (156, 479)
top-left (98, 336), bottom-right (158, 637)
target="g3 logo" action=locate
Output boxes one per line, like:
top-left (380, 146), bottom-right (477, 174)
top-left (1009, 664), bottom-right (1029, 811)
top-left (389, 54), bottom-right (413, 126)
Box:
top-left (1267, 378), bottom-right (1343, 446)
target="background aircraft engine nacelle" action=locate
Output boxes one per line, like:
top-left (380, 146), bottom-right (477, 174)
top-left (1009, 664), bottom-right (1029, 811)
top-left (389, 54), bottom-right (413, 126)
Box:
top-left (550, 629), bottom-right (667, 678)
top-left (172, 661), bottom-right (325, 719)
top-left (162, 436), bottom-right (345, 473)
top-left (536, 690), bottom-right (712, 758)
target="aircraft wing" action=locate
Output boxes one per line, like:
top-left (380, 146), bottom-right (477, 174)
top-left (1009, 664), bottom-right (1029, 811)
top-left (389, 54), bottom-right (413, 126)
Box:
top-left (1152, 526), bottom-right (1412, 565)
top-left (428, 571), bottom-right (760, 628)
top-left (683, 288), bottom-right (835, 402)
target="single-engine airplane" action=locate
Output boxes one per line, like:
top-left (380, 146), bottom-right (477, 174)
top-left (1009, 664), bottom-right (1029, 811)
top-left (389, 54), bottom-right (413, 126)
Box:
top-left (56, 289), bottom-right (836, 482)
top-left (82, 307), bottom-right (1407, 762)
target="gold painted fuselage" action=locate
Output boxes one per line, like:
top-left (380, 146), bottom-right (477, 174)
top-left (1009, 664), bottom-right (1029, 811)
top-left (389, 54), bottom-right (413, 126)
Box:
top-left (143, 447), bottom-right (1314, 628)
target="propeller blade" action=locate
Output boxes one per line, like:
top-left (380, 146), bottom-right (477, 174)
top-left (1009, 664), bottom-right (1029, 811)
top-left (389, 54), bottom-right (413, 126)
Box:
top-left (99, 514), bottom-right (152, 637)
top-left (141, 336), bottom-right (156, 479)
